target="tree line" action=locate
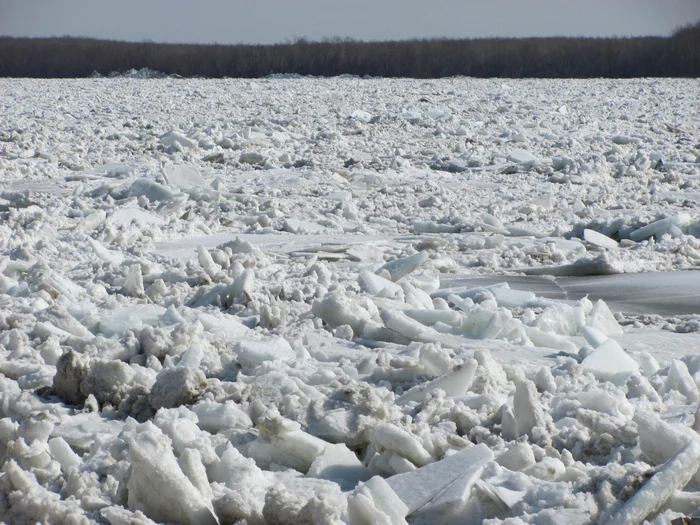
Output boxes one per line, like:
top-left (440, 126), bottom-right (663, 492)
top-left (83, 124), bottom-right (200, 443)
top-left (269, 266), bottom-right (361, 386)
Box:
top-left (1, 22), bottom-right (699, 79)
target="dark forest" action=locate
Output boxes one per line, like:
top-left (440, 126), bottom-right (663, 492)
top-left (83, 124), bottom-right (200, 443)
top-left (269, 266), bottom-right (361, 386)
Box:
top-left (1, 22), bottom-right (699, 78)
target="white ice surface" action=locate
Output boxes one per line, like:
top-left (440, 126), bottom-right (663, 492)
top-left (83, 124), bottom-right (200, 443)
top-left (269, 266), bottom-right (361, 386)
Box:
top-left (2, 77), bottom-right (700, 525)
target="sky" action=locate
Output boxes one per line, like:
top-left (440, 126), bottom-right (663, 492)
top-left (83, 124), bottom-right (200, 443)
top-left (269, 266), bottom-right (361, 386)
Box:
top-left (1, 0), bottom-right (699, 45)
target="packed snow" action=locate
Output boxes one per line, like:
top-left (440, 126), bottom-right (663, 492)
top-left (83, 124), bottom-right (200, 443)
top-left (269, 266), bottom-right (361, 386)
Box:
top-left (1, 76), bottom-right (700, 525)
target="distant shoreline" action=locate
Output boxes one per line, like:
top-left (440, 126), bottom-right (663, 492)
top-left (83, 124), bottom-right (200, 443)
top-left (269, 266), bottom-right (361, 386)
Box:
top-left (1, 23), bottom-right (698, 79)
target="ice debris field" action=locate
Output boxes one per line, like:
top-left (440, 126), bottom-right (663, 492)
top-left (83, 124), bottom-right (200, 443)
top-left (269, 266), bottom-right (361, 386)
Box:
top-left (1, 77), bottom-right (700, 525)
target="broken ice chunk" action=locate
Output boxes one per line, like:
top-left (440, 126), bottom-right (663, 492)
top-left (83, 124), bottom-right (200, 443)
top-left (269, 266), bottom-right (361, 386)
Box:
top-left (149, 367), bottom-right (208, 410)
top-left (121, 264), bottom-right (145, 297)
top-left (163, 164), bottom-right (206, 188)
top-left (583, 229), bottom-right (619, 250)
top-left (369, 423), bottom-right (433, 467)
top-left (403, 309), bottom-right (462, 328)
top-left (629, 214), bottom-right (692, 241)
top-left (607, 439), bottom-right (700, 525)
top-left (659, 359), bottom-right (700, 403)
top-left (496, 441), bottom-right (536, 471)
top-left (635, 410), bottom-right (700, 486)
top-left (160, 130), bottom-right (197, 149)
top-left (397, 359), bottom-right (478, 405)
top-left (512, 380), bottom-right (547, 439)
top-left (348, 476), bottom-right (409, 525)
top-left (249, 410), bottom-right (328, 473)
top-left (377, 251), bottom-right (430, 282)
top-left (97, 305), bottom-right (167, 337)
top-left (191, 400), bottom-right (252, 433)
top-left (128, 178), bottom-right (174, 202)
top-left (359, 269), bottom-right (404, 297)
top-left (233, 338), bottom-right (297, 369)
top-left (312, 294), bottom-right (374, 334)
top-left (48, 436), bottom-right (82, 472)
top-left (197, 245), bottom-right (222, 279)
top-left (586, 299), bottom-right (623, 336)
top-left (187, 270), bottom-right (253, 308)
top-left (308, 442), bottom-right (372, 489)
top-left (385, 443), bottom-right (493, 514)
top-left (507, 149), bottom-right (541, 168)
top-left (127, 430), bottom-right (218, 525)
top-left (490, 287), bottom-right (536, 309)
top-left (522, 325), bottom-right (578, 353)
top-left (581, 339), bottom-right (639, 386)
top-left (411, 453), bottom-right (489, 522)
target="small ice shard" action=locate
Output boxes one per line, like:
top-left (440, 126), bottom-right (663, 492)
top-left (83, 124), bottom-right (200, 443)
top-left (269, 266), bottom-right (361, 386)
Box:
top-left (48, 436), bottom-right (82, 471)
top-left (369, 423), bottom-right (433, 467)
top-left (197, 245), bottom-right (222, 279)
top-left (359, 269), bottom-right (404, 297)
top-left (160, 130), bottom-right (197, 149)
top-left (583, 229), bottom-right (619, 250)
top-left (163, 164), bottom-right (206, 188)
top-left (401, 280), bottom-right (435, 309)
top-left (377, 251), bottom-right (430, 282)
top-left (87, 236), bottom-right (124, 265)
top-left (380, 309), bottom-right (435, 342)
top-left (385, 443), bottom-right (494, 514)
top-left (234, 338), bottom-right (297, 369)
top-left (581, 339), bottom-right (639, 385)
top-left (659, 359), bottom-right (700, 403)
top-left (403, 309), bottom-right (462, 328)
top-left (512, 380), bottom-right (547, 439)
top-left (397, 359), bottom-right (478, 405)
top-left (586, 299), bottom-right (623, 336)
top-left (606, 439), bottom-right (700, 525)
top-left (629, 213), bottom-right (692, 241)
top-left (348, 476), bottom-right (409, 525)
top-left (121, 264), bottom-right (145, 297)
top-left (127, 430), bottom-right (218, 525)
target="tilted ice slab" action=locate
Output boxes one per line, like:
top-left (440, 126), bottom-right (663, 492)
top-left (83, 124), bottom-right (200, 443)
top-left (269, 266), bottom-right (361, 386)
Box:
top-left (386, 443), bottom-right (494, 514)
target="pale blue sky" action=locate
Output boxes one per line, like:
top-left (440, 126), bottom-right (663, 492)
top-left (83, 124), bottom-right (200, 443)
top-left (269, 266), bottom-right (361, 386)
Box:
top-left (1, 0), bottom-right (699, 44)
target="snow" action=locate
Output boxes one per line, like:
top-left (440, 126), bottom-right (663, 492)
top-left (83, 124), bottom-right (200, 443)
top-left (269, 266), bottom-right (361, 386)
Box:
top-left (2, 76), bottom-right (700, 524)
